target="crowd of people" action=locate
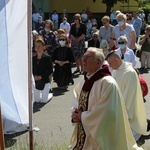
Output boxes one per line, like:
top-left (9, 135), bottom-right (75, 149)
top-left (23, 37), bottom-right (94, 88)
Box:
top-left (32, 8), bottom-right (150, 149)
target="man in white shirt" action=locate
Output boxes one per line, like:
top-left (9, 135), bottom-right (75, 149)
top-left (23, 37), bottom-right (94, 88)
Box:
top-left (52, 10), bottom-right (59, 30)
top-left (110, 10), bottom-right (117, 26)
top-left (131, 12), bottom-right (142, 41)
top-left (115, 35), bottom-right (137, 67)
top-left (139, 10), bottom-right (145, 21)
top-left (32, 9), bottom-right (40, 30)
top-left (81, 10), bottom-right (88, 24)
top-left (59, 17), bottom-right (70, 37)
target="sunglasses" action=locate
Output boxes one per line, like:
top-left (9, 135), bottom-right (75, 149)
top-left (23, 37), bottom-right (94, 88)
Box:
top-left (92, 25), bottom-right (97, 27)
top-left (146, 29), bottom-right (150, 31)
top-left (102, 22), bottom-right (107, 24)
top-left (93, 36), bottom-right (98, 38)
top-left (59, 39), bottom-right (66, 41)
top-left (118, 41), bottom-right (125, 44)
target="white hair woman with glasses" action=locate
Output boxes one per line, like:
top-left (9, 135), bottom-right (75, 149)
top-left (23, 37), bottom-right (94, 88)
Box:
top-left (111, 13), bottom-right (136, 53)
top-left (115, 35), bottom-right (137, 67)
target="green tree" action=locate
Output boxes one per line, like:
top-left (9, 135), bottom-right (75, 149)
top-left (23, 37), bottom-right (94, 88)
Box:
top-left (93, 0), bottom-right (129, 14)
top-left (135, 0), bottom-right (150, 7)
top-left (134, 0), bottom-right (150, 14)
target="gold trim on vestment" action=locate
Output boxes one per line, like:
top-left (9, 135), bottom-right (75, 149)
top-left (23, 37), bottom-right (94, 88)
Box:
top-left (73, 90), bottom-right (89, 150)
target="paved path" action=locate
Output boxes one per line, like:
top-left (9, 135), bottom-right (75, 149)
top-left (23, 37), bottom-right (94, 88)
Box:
top-left (5, 58), bottom-right (150, 150)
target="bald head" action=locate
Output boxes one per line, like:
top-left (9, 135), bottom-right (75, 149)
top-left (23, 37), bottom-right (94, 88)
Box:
top-left (106, 51), bottom-right (121, 60)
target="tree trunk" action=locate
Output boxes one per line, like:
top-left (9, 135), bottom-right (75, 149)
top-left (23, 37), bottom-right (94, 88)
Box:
top-left (106, 5), bottom-right (112, 15)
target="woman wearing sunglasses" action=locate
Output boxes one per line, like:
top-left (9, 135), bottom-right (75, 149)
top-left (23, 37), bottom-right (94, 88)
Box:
top-left (99, 16), bottom-right (115, 50)
top-left (115, 35), bottom-right (137, 67)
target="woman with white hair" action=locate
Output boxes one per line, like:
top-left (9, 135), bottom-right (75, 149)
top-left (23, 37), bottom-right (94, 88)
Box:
top-left (87, 32), bottom-right (100, 48)
top-left (111, 13), bottom-right (136, 53)
top-left (115, 35), bottom-right (137, 67)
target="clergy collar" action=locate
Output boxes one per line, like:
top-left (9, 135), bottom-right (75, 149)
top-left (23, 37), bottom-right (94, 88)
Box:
top-left (84, 65), bottom-right (111, 81)
top-left (118, 61), bottom-right (126, 70)
top-left (86, 67), bottom-right (102, 80)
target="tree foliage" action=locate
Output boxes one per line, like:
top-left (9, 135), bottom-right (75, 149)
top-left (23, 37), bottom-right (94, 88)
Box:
top-left (93, 0), bottom-right (129, 7)
top-left (93, 0), bottom-right (129, 14)
top-left (102, 0), bottom-right (128, 7)
top-left (135, 0), bottom-right (150, 7)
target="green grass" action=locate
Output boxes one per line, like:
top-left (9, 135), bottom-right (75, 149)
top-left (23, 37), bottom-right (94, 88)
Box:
top-left (5, 130), bottom-right (71, 150)
top-left (6, 140), bottom-right (70, 150)
top-left (4, 125), bottom-right (72, 150)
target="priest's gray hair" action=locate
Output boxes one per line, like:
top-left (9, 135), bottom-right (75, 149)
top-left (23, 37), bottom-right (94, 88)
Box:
top-left (87, 47), bottom-right (105, 64)
top-left (118, 35), bottom-right (128, 43)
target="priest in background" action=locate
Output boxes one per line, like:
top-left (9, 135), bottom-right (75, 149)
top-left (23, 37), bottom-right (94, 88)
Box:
top-left (106, 51), bottom-right (147, 142)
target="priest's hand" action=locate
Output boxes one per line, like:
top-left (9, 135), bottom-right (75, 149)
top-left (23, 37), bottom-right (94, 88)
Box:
top-left (71, 108), bottom-right (82, 123)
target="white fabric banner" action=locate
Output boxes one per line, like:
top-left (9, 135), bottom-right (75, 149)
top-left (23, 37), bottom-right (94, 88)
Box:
top-left (0, 0), bottom-right (29, 133)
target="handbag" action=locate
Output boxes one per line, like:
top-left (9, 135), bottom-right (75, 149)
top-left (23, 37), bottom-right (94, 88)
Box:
top-left (136, 50), bottom-right (142, 58)
top-left (35, 80), bottom-right (45, 90)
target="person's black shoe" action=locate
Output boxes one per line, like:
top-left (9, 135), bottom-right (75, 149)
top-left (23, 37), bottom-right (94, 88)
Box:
top-left (81, 71), bottom-right (86, 75)
top-left (49, 89), bottom-right (53, 93)
top-left (73, 69), bottom-right (80, 74)
top-left (140, 67), bottom-right (145, 70)
top-left (70, 79), bottom-right (74, 85)
top-left (143, 98), bottom-right (146, 103)
top-left (147, 67), bottom-right (150, 70)
top-left (147, 119), bottom-right (150, 131)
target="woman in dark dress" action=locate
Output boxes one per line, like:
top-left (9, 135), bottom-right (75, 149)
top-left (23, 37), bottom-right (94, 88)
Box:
top-left (70, 14), bottom-right (86, 74)
top-left (52, 34), bottom-right (74, 89)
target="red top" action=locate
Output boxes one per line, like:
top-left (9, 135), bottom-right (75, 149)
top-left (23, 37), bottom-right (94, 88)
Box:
top-left (139, 75), bottom-right (148, 97)
top-left (85, 10), bottom-right (92, 19)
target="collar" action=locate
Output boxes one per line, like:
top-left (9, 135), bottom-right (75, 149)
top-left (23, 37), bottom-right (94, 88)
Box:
top-left (86, 67), bottom-right (102, 79)
top-left (117, 47), bottom-right (131, 55)
top-left (118, 62), bottom-right (125, 70)
top-left (85, 64), bottom-right (111, 81)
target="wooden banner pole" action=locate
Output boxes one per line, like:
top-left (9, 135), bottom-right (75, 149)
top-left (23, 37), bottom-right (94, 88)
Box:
top-left (27, 0), bottom-right (34, 149)
top-left (0, 105), bottom-right (5, 150)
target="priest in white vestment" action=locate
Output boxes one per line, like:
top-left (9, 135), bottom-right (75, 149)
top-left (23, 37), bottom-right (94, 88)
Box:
top-left (70, 48), bottom-right (143, 150)
top-left (106, 51), bottom-right (147, 142)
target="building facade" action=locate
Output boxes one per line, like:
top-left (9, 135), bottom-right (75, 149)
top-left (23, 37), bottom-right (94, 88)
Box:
top-left (33, 0), bottom-right (139, 14)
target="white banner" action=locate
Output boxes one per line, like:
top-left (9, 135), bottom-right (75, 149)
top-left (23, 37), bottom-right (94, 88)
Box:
top-left (0, 0), bottom-right (29, 133)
